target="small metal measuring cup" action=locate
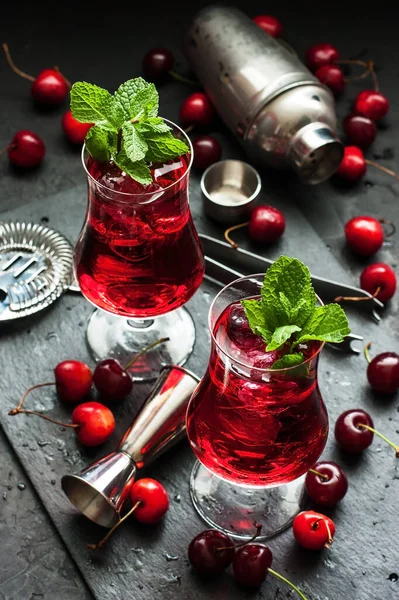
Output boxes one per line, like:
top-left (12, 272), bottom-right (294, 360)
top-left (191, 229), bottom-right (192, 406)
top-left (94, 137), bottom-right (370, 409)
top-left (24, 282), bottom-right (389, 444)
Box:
top-left (62, 365), bottom-right (200, 528)
top-left (201, 159), bottom-right (262, 225)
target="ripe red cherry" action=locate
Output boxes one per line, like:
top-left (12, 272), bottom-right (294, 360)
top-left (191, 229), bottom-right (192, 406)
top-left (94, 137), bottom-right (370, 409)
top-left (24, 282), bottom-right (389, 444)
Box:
top-left (305, 43), bottom-right (340, 72)
top-left (233, 544), bottom-right (273, 587)
top-left (315, 64), bottom-right (345, 95)
top-left (305, 462), bottom-right (348, 507)
top-left (7, 131), bottom-right (45, 168)
top-left (360, 262), bottom-right (397, 303)
top-left (129, 478), bottom-right (169, 524)
top-left (343, 115), bottom-right (377, 149)
top-left (344, 216), bottom-right (384, 256)
top-left (249, 205), bottom-right (286, 244)
top-left (334, 409), bottom-right (374, 453)
top-left (142, 48), bottom-right (174, 81)
top-left (180, 92), bottom-right (215, 128)
top-left (188, 530), bottom-right (234, 576)
top-left (62, 111), bottom-right (93, 145)
top-left (252, 15), bottom-right (283, 37)
top-left (367, 352), bottom-right (399, 394)
top-left (293, 511), bottom-right (336, 550)
top-left (354, 90), bottom-right (390, 121)
top-left (93, 358), bottom-right (133, 400)
top-left (192, 135), bottom-right (222, 170)
top-left (71, 401), bottom-right (115, 446)
top-left (54, 360), bottom-right (92, 403)
top-left (336, 146), bottom-right (366, 182)
top-left (32, 69), bottom-right (69, 105)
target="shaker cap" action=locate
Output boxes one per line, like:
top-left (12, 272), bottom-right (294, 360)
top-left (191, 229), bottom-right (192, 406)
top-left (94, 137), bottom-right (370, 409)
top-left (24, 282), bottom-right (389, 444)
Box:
top-left (289, 122), bottom-right (344, 184)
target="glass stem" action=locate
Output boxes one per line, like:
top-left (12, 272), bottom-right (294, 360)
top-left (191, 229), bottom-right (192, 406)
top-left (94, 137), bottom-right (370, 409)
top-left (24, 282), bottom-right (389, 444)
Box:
top-left (268, 569), bottom-right (308, 600)
top-left (124, 337), bottom-right (170, 370)
top-left (127, 318), bottom-right (154, 329)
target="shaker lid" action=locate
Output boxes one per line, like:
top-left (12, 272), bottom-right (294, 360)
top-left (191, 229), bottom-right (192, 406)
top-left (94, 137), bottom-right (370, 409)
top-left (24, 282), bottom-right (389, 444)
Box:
top-left (288, 122), bottom-right (344, 184)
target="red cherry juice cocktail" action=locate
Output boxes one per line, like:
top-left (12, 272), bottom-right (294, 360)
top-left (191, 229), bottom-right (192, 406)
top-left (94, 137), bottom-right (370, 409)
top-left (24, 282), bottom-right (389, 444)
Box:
top-left (186, 300), bottom-right (328, 487)
top-left (75, 152), bottom-right (205, 318)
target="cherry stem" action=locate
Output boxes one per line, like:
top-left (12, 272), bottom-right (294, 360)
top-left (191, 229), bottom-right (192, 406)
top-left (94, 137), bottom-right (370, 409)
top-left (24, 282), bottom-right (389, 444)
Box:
top-left (268, 569), bottom-right (308, 600)
top-left (364, 342), bottom-right (372, 364)
top-left (379, 218), bottom-right (396, 238)
top-left (308, 468), bottom-right (329, 481)
top-left (2, 43), bottom-right (35, 82)
top-left (10, 382), bottom-right (55, 413)
top-left (184, 124), bottom-right (195, 134)
top-left (336, 58), bottom-right (379, 90)
top-left (124, 337), bottom-right (170, 371)
top-left (52, 64), bottom-right (71, 88)
top-left (169, 70), bottom-right (197, 86)
top-left (312, 518), bottom-right (334, 548)
top-left (8, 408), bottom-right (78, 429)
top-left (334, 286), bottom-right (381, 304)
top-left (358, 424), bottom-right (399, 457)
top-left (88, 500), bottom-right (142, 550)
top-left (216, 523), bottom-right (263, 552)
top-left (365, 159), bottom-right (399, 182)
top-left (224, 222), bottom-right (250, 249)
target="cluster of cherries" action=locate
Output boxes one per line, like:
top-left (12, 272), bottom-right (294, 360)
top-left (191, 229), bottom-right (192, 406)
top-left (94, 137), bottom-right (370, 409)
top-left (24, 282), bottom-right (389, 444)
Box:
top-left (342, 215), bottom-right (397, 303)
top-left (304, 42), bottom-right (397, 185)
top-left (8, 338), bottom-right (167, 446)
top-left (2, 44), bottom-right (93, 168)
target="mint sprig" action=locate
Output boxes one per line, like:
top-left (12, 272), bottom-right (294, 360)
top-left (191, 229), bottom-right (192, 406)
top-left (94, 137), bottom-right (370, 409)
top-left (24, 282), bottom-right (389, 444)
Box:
top-left (241, 256), bottom-right (350, 369)
top-left (70, 77), bottom-right (190, 185)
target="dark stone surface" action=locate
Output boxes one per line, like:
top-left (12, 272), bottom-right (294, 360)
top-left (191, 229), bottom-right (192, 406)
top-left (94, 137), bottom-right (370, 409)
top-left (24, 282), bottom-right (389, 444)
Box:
top-left (0, 1), bottom-right (398, 600)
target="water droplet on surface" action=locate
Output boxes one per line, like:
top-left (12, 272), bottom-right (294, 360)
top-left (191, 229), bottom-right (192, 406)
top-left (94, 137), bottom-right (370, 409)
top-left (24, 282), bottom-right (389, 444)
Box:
top-left (37, 440), bottom-right (50, 447)
top-left (17, 483), bottom-right (26, 490)
top-left (3, 492), bottom-right (7, 500)
top-left (51, 479), bottom-right (56, 485)
top-left (7, 484), bottom-right (12, 491)
top-left (45, 332), bottom-right (57, 341)
top-left (388, 573), bottom-right (398, 582)
top-left (174, 494), bottom-right (181, 503)
top-left (164, 553), bottom-right (179, 562)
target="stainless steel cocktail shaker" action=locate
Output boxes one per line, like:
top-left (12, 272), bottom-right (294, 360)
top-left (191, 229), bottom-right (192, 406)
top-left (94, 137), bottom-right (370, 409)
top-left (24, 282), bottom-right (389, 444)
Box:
top-left (184, 6), bottom-right (343, 184)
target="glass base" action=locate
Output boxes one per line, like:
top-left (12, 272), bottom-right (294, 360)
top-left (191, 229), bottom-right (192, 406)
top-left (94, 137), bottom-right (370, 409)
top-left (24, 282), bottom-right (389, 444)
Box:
top-left (86, 307), bottom-right (196, 382)
top-left (190, 461), bottom-right (306, 541)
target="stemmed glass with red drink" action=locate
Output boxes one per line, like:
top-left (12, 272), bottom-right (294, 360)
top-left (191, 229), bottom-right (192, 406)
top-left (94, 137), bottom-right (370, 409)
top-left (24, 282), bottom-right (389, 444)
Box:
top-left (186, 274), bottom-right (329, 540)
top-left (74, 120), bottom-right (205, 380)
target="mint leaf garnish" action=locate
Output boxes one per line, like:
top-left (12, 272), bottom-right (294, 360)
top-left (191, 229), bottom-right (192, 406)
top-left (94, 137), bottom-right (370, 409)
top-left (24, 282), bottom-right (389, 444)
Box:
top-left (114, 150), bottom-right (152, 185)
top-left (70, 82), bottom-right (113, 126)
top-left (121, 122), bottom-right (148, 163)
top-left (267, 325), bottom-right (301, 351)
top-left (136, 117), bottom-right (172, 135)
top-left (70, 77), bottom-right (190, 184)
top-left (271, 353), bottom-right (304, 370)
top-left (145, 133), bottom-right (191, 163)
top-left (114, 78), bottom-right (158, 121)
top-left (241, 256), bottom-right (350, 368)
top-left (85, 126), bottom-right (115, 162)
top-left (260, 256), bottom-right (316, 330)
top-left (294, 304), bottom-right (350, 345)
top-left (241, 299), bottom-right (272, 342)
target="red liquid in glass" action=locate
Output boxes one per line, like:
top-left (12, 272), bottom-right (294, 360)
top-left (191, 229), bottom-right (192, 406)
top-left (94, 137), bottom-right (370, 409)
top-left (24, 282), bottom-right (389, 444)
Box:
top-left (186, 301), bottom-right (328, 486)
top-left (75, 153), bottom-right (205, 317)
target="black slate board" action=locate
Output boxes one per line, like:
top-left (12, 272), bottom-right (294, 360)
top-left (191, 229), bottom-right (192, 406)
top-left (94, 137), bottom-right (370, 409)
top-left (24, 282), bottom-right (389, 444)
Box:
top-left (1, 173), bottom-right (398, 600)
top-left (1, 0), bottom-right (399, 597)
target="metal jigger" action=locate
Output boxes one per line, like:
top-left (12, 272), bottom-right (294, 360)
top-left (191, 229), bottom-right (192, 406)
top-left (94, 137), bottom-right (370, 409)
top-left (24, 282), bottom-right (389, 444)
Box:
top-left (61, 365), bottom-right (199, 528)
